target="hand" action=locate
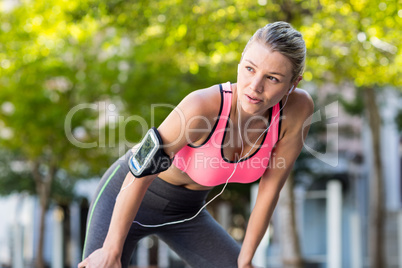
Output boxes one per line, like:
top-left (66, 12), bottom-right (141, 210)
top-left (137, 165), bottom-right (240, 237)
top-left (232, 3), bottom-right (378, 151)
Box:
top-left (78, 248), bottom-right (121, 268)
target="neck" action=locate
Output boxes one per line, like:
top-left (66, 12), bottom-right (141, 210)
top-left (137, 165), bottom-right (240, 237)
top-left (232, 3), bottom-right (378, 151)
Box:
top-left (230, 102), bottom-right (269, 148)
top-left (236, 101), bottom-right (270, 130)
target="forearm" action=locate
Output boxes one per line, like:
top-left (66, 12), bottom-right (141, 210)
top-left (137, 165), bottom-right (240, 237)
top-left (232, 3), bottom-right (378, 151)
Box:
top-left (103, 172), bottom-right (156, 257)
top-left (238, 194), bottom-right (279, 265)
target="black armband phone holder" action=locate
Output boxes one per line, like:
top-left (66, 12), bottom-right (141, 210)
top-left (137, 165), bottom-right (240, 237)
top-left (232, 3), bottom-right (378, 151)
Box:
top-left (128, 127), bottom-right (173, 178)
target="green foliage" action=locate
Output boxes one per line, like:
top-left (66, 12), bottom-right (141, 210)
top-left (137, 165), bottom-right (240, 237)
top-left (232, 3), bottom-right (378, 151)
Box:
top-left (2, 2), bottom-right (399, 267)
top-left (300, 0), bottom-right (402, 88)
top-left (339, 88), bottom-right (365, 115)
top-left (0, 0), bottom-right (310, 199)
top-left (0, 149), bottom-right (35, 195)
top-left (0, 0), bottom-right (400, 201)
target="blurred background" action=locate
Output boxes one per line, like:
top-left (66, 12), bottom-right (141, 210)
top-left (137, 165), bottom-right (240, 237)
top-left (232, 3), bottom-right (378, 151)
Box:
top-left (0, 0), bottom-right (401, 267)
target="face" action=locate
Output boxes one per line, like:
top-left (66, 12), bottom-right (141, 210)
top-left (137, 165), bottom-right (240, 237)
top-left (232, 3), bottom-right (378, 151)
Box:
top-left (237, 41), bottom-right (296, 116)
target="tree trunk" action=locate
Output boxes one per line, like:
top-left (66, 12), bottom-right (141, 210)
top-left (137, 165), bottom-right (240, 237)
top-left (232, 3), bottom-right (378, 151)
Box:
top-left (33, 162), bottom-right (57, 268)
top-left (279, 174), bottom-right (303, 268)
top-left (36, 199), bottom-right (47, 268)
top-left (363, 87), bottom-right (385, 267)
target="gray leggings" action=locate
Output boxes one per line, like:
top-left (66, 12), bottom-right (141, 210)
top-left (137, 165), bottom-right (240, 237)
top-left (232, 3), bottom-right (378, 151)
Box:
top-left (82, 150), bottom-right (241, 268)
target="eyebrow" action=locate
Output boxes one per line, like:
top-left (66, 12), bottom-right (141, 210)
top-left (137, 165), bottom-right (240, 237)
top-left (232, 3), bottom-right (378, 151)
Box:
top-left (245, 59), bottom-right (286, 77)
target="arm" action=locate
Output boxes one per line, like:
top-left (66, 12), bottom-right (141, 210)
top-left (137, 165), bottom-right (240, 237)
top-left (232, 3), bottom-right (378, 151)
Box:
top-left (79, 87), bottom-right (219, 268)
top-left (238, 90), bottom-right (314, 268)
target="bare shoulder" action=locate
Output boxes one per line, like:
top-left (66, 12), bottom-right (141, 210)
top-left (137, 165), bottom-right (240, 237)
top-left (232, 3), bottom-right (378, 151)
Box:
top-left (178, 84), bottom-right (222, 119)
top-left (158, 84), bottom-right (222, 153)
top-left (285, 87), bottom-right (314, 119)
top-left (280, 87), bottom-right (314, 138)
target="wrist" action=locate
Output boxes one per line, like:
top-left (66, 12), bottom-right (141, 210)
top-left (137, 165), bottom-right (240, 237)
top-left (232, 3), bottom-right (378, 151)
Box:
top-left (237, 252), bottom-right (253, 268)
top-left (102, 241), bottom-right (123, 260)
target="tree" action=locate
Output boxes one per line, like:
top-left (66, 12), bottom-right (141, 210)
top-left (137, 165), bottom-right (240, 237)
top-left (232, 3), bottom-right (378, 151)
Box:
top-left (0, 1), bottom-right (311, 266)
top-left (8, 0), bottom-right (397, 267)
top-left (0, 1), bottom-right (123, 266)
top-left (300, 0), bottom-right (402, 266)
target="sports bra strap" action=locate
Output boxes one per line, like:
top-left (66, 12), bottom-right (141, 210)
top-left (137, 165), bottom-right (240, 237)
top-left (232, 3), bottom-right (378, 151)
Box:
top-left (222, 81), bottom-right (232, 92)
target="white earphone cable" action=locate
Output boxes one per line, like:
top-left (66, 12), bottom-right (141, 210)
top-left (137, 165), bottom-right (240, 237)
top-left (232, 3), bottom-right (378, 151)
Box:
top-left (117, 92), bottom-right (290, 228)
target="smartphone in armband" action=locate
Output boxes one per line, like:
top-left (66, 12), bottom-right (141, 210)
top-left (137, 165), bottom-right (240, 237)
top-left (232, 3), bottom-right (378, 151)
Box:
top-left (128, 127), bottom-right (172, 178)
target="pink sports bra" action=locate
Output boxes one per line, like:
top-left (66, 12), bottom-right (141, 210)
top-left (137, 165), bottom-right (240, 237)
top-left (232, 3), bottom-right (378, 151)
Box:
top-left (172, 82), bottom-right (282, 187)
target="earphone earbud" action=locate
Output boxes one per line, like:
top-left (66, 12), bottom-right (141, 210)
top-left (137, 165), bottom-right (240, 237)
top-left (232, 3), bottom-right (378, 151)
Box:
top-left (287, 85), bottom-right (295, 95)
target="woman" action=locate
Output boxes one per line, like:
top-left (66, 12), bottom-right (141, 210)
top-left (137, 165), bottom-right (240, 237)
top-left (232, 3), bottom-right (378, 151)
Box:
top-left (79, 21), bottom-right (313, 268)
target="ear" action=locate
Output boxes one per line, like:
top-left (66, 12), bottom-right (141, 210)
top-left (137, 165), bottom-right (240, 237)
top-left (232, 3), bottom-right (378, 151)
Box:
top-left (287, 76), bottom-right (303, 95)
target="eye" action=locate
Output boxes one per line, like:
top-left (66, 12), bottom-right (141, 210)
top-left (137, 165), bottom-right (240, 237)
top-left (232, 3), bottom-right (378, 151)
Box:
top-left (267, 76), bottom-right (279, 82)
top-left (246, 66), bottom-right (254, 72)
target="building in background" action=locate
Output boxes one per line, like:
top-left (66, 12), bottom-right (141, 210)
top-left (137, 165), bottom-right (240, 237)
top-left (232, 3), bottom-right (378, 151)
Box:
top-left (0, 87), bottom-right (401, 268)
top-left (265, 85), bottom-right (402, 268)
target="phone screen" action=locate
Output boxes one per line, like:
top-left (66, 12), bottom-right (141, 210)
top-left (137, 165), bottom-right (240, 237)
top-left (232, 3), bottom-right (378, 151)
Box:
top-left (135, 134), bottom-right (156, 167)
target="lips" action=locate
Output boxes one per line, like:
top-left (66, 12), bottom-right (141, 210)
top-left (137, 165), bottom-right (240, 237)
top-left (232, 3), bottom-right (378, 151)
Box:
top-left (245, 94), bottom-right (262, 104)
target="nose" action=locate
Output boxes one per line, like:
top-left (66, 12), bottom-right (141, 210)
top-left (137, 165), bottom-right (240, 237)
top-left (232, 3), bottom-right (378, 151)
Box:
top-left (249, 76), bottom-right (264, 93)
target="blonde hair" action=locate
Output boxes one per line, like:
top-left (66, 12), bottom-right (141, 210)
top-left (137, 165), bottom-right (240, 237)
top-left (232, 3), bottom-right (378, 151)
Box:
top-left (242, 21), bottom-right (306, 82)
